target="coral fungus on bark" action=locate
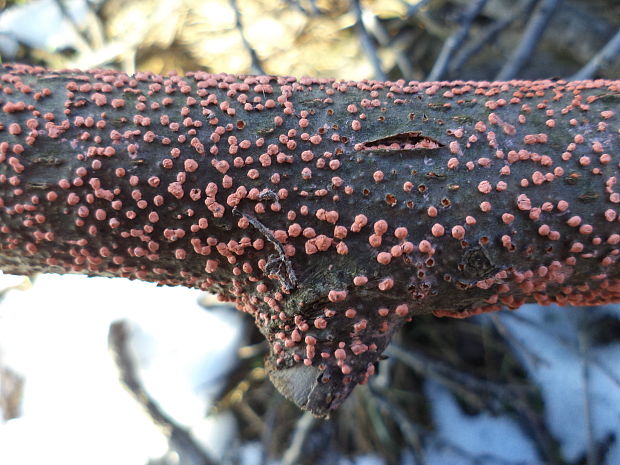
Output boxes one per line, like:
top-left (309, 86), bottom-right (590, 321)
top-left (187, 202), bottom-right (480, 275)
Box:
top-left (0, 64), bottom-right (618, 416)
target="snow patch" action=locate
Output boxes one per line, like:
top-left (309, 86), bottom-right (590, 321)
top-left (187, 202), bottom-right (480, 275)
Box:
top-left (424, 380), bottom-right (540, 465)
top-left (0, 0), bottom-right (91, 53)
top-left (0, 274), bottom-right (243, 465)
top-left (501, 304), bottom-right (620, 464)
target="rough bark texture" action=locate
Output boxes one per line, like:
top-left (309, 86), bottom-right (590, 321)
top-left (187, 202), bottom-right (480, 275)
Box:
top-left (0, 63), bottom-right (618, 417)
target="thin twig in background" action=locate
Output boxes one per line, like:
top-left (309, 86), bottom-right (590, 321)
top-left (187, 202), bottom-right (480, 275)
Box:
top-left (427, 0), bottom-right (489, 81)
top-left (501, 311), bottom-right (620, 389)
top-left (402, 0), bottom-right (434, 18)
top-left (387, 342), bottom-right (532, 411)
top-left (369, 383), bottom-right (530, 465)
top-left (259, 395), bottom-right (282, 465)
top-left (367, 384), bottom-right (427, 462)
top-left (588, 354), bottom-right (620, 390)
top-left (495, 0), bottom-right (562, 79)
top-left (280, 411), bottom-right (318, 465)
top-left (386, 344), bottom-right (483, 410)
top-left (0, 365), bottom-right (24, 421)
top-left (52, 0), bottom-right (94, 52)
top-left (389, 323), bottom-right (558, 464)
top-left (82, 0), bottom-right (106, 49)
top-left (388, 336), bottom-right (554, 455)
top-left (285, 0), bottom-right (321, 16)
top-left (306, 0), bottom-right (321, 16)
top-left (372, 332), bottom-right (402, 390)
top-left (108, 320), bottom-right (216, 465)
top-left (577, 321), bottom-right (598, 465)
top-left (352, 0), bottom-right (387, 81)
top-left (230, 0), bottom-right (266, 75)
top-left (490, 313), bottom-right (550, 369)
top-left (400, 0), bottom-right (451, 67)
top-left (571, 28), bottom-right (620, 80)
top-left (237, 340), bottom-right (268, 360)
top-left (69, 37), bottom-right (144, 69)
top-left (481, 316), bottom-right (558, 463)
top-left (122, 47), bottom-right (136, 75)
top-left (449, 0), bottom-right (539, 75)
top-left (361, 9), bottom-right (415, 78)
top-left (0, 276), bottom-right (30, 305)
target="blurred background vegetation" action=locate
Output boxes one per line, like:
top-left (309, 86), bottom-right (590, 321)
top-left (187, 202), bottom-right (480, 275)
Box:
top-left (1, 1), bottom-right (620, 465)
top-left (1, 0), bottom-right (619, 80)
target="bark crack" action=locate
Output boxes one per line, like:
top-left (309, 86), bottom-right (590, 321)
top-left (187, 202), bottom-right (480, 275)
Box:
top-left (360, 132), bottom-right (444, 151)
top-left (232, 206), bottom-right (298, 292)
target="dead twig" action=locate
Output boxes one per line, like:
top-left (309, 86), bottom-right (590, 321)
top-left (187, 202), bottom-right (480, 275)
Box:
top-left (402, 0), bottom-right (433, 18)
top-left (577, 318), bottom-right (598, 465)
top-left (502, 310), bottom-right (620, 389)
top-left (229, 0), bottom-right (266, 75)
top-left (0, 364), bottom-right (24, 421)
top-left (367, 384), bottom-right (426, 462)
top-left (449, 0), bottom-right (539, 75)
top-left (108, 320), bottom-right (217, 465)
top-left (280, 411), bottom-right (318, 465)
top-left (285, 0), bottom-right (321, 16)
top-left (352, 0), bottom-right (387, 81)
top-left (259, 393), bottom-right (283, 465)
top-left (238, 340), bottom-right (269, 360)
top-left (571, 28), bottom-right (620, 80)
top-left (427, 0), bottom-right (489, 81)
top-left (387, 342), bottom-right (531, 411)
top-left (52, 0), bottom-right (94, 52)
top-left (388, 330), bottom-right (554, 459)
top-left (369, 383), bottom-right (530, 465)
top-left (495, 0), bottom-right (562, 79)
top-left (82, 0), bottom-right (106, 49)
top-left (362, 9), bottom-right (415, 78)
top-left (490, 313), bottom-right (550, 369)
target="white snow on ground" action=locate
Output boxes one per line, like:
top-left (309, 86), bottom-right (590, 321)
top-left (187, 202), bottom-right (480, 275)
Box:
top-left (239, 442), bottom-right (265, 465)
top-left (0, 0), bottom-right (91, 54)
top-left (0, 272), bottom-right (400, 465)
top-left (236, 441), bottom-right (387, 465)
top-left (500, 304), bottom-right (620, 465)
top-left (2, 272), bottom-right (620, 465)
top-left (423, 380), bottom-right (540, 465)
top-left (129, 301), bottom-right (244, 426)
top-left (0, 273), bottom-right (243, 465)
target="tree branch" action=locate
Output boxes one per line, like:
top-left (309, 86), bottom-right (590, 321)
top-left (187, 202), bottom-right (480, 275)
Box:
top-left (0, 364), bottom-right (24, 421)
top-left (0, 64), bottom-right (618, 416)
top-left (108, 320), bottom-right (216, 465)
top-left (448, 0), bottom-right (539, 76)
top-left (229, 0), bottom-right (266, 76)
top-left (571, 28), bottom-right (620, 81)
top-left (495, 0), bottom-right (562, 80)
top-left (352, 0), bottom-right (387, 82)
top-left (427, 0), bottom-right (488, 81)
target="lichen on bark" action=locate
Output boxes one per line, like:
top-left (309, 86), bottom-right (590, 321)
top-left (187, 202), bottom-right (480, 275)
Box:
top-left (0, 64), bottom-right (618, 416)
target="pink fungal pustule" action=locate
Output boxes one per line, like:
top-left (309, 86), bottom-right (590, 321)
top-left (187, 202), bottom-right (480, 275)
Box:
top-left (0, 64), bottom-right (618, 418)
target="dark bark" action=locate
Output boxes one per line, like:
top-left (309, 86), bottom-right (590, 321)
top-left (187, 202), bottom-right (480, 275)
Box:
top-left (0, 64), bottom-right (618, 416)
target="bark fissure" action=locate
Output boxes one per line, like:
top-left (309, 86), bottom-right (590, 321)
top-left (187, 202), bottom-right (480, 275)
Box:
top-left (232, 206), bottom-right (297, 291)
top-left (359, 131), bottom-right (445, 151)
